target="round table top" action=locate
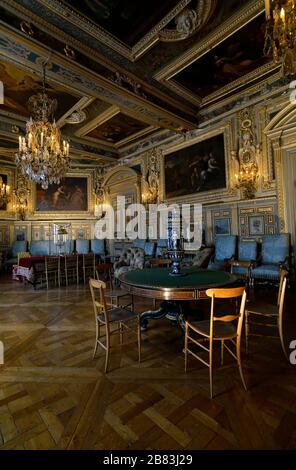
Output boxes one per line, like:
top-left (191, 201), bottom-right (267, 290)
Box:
top-left (119, 267), bottom-right (238, 301)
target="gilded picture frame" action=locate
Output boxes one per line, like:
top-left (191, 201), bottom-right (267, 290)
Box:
top-left (32, 171), bottom-right (95, 219)
top-left (162, 126), bottom-right (232, 204)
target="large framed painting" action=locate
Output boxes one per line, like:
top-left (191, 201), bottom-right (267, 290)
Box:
top-left (35, 176), bottom-right (89, 213)
top-left (0, 173), bottom-right (8, 211)
top-left (164, 133), bottom-right (227, 200)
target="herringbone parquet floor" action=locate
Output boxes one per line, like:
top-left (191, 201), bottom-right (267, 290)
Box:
top-left (0, 275), bottom-right (295, 450)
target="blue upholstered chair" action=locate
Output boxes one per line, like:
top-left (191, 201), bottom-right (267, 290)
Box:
top-left (4, 240), bottom-right (27, 269)
top-left (76, 239), bottom-right (90, 254)
top-left (29, 240), bottom-right (50, 256)
top-left (156, 239), bottom-right (167, 258)
top-left (208, 235), bottom-right (237, 271)
top-left (91, 239), bottom-right (106, 258)
top-left (250, 234), bottom-right (290, 284)
top-left (133, 239), bottom-right (146, 250)
top-left (144, 241), bottom-right (156, 258)
top-left (230, 240), bottom-right (258, 281)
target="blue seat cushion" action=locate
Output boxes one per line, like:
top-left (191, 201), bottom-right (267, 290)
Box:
top-left (251, 264), bottom-right (281, 280)
top-left (238, 241), bottom-right (257, 262)
top-left (232, 265), bottom-right (249, 276)
top-left (208, 260), bottom-right (229, 271)
top-left (30, 241), bottom-right (50, 256)
top-left (262, 234), bottom-right (289, 264)
top-left (76, 239), bottom-right (89, 254)
top-left (215, 236), bottom-right (236, 262)
top-left (91, 239), bottom-right (105, 255)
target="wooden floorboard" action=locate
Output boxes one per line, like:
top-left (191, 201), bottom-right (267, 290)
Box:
top-left (0, 275), bottom-right (295, 450)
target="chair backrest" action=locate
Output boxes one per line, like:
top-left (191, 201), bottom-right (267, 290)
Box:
top-left (206, 287), bottom-right (247, 340)
top-left (144, 241), bottom-right (156, 257)
top-left (89, 278), bottom-right (109, 326)
top-left (45, 256), bottom-right (60, 272)
top-left (261, 234), bottom-right (289, 265)
top-left (150, 258), bottom-right (171, 268)
top-left (96, 265), bottom-right (113, 289)
top-left (76, 239), bottom-right (90, 254)
top-left (83, 252), bottom-right (95, 267)
top-left (12, 240), bottom-right (27, 257)
top-left (91, 239), bottom-right (105, 255)
top-left (238, 240), bottom-right (257, 262)
top-left (17, 251), bottom-right (30, 264)
top-left (277, 269), bottom-right (288, 307)
top-left (64, 254), bottom-right (78, 270)
top-left (214, 235), bottom-right (237, 261)
top-left (29, 240), bottom-right (50, 256)
top-left (156, 239), bottom-right (167, 257)
top-left (133, 239), bottom-right (146, 250)
top-left (118, 247), bottom-right (145, 269)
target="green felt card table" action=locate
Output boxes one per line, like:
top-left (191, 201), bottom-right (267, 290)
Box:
top-left (119, 267), bottom-right (239, 330)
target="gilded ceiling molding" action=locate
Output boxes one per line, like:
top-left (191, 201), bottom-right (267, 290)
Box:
top-left (0, 0), bottom-right (197, 118)
top-left (75, 106), bottom-right (120, 138)
top-left (35, 0), bottom-right (215, 61)
top-left (153, 0), bottom-right (271, 106)
top-left (154, 0), bottom-right (265, 82)
top-left (57, 96), bottom-right (93, 127)
top-left (0, 26), bottom-right (194, 132)
top-left (159, 0), bottom-right (216, 43)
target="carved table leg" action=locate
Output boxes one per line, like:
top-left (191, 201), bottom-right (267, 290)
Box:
top-left (140, 300), bottom-right (185, 332)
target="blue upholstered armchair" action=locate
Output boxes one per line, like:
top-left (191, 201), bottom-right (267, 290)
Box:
top-left (156, 239), bottom-right (167, 258)
top-left (4, 240), bottom-right (27, 269)
top-left (250, 234), bottom-right (290, 284)
top-left (230, 240), bottom-right (258, 281)
top-left (91, 239), bottom-right (106, 261)
top-left (208, 235), bottom-right (237, 271)
top-left (133, 239), bottom-right (146, 250)
top-left (76, 239), bottom-right (90, 254)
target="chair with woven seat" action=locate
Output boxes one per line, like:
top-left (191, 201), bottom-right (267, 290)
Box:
top-left (63, 254), bottom-right (78, 286)
top-left (96, 266), bottom-right (133, 309)
top-left (82, 253), bottom-right (95, 284)
top-left (89, 278), bottom-right (141, 373)
top-left (245, 269), bottom-right (288, 359)
top-left (184, 286), bottom-right (247, 399)
top-left (45, 256), bottom-right (60, 289)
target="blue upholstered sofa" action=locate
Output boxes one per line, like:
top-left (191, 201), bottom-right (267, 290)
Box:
top-left (250, 234), bottom-right (290, 283)
top-left (208, 235), bottom-right (237, 271)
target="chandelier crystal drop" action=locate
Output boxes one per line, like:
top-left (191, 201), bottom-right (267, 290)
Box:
top-left (15, 63), bottom-right (70, 190)
top-left (264, 0), bottom-right (296, 76)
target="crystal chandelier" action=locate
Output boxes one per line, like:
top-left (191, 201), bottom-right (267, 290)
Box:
top-left (264, 0), bottom-right (296, 75)
top-left (15, 62), bottom-right (70, 190)
top-left (0, 176), bottom-right (10, 207)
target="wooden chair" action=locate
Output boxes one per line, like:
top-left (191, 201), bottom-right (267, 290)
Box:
top-left (45, 256), bottom-right (60, 289)
top-left (64, 255), bottom-right (78, 286)
top-left (245, 269), bottom-right (288, 359)
top-left (89, 278), bottom-right (141, 373)
top-left (184, 286), bottom-right (247, 399)
top-left (83, 253), bottom-right (95, 284)
top-left (95, 266), bottom-right (133, 309)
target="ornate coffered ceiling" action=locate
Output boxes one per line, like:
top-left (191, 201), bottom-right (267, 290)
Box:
top-left (0, 0), bottom-right (282, 168)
